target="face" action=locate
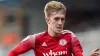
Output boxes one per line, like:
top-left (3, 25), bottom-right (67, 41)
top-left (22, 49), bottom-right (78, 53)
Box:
top-left (46, 11), bottom-right (66, 34)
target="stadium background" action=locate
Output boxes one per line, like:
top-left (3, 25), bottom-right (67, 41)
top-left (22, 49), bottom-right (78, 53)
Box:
top-left (0, 0), bottom-right (100, 56)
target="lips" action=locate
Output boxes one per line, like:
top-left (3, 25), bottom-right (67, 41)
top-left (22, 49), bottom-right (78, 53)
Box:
top-left (57, 27), bottom-right (62, 29)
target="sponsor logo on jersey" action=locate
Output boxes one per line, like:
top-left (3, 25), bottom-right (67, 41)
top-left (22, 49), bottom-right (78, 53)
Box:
top-left (41, 42), bottom-right (47, 46)
top-left (59, 39), bottom-right (67, 46)
top-left (43, 49), bottom-right (67, 56)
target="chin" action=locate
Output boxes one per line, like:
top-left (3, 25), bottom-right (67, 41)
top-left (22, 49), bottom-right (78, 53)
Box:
top-left (55, 30), bottom-right (62, 34)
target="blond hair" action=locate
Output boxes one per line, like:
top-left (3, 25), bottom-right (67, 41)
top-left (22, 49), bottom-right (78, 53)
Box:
top-left (44, 1), bottom-right (66, 18)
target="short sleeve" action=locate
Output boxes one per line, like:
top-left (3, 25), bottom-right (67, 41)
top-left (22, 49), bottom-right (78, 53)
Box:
top-left (71, 32), bottom-right (83, 53)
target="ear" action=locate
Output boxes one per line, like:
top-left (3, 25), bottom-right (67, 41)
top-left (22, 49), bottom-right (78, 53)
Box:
top-left (45, 17), bottom-right (50, 24)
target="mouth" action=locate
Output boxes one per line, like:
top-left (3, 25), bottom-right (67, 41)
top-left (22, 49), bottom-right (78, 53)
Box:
top-left (57, 27), bottom-right (62, 30)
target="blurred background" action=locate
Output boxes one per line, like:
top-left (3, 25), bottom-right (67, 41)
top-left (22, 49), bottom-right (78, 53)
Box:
top-left (0, 0), bottom-right (100, 56)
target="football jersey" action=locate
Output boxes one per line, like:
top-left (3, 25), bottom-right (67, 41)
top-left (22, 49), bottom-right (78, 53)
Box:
top-left (7, 30), bottom-right (83, 56)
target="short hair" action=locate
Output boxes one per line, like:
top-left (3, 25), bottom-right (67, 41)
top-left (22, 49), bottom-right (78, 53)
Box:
top-left (44, 1), bottom-right (66, 18)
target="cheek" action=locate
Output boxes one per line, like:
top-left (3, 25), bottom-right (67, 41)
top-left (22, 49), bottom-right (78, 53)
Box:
top-left (49, 20), bottom-right (57, 28)
top-left (50, 23), bottom-right (56, 28)
top-left (50, 21), bottom-right (56, 25)
top-left (62, 22), bottom-right (65, 25)
top-left (63, 23), bottom-right (65, 26)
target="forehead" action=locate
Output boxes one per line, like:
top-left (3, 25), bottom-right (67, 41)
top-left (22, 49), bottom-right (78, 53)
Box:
top-left (50, 11), bottom-right (66, 18)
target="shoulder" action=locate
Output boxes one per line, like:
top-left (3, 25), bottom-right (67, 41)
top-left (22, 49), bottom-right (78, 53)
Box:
top-left (34, 31), bottom-right (46, 41)
top-left (21, 35), bottom-right (36, 43)
top-left (62, 30), bottom-right (76, 37)
top-left (35, 31), bottom-right (46, 37)
top-left (22, 31), bottom-right (45, 41)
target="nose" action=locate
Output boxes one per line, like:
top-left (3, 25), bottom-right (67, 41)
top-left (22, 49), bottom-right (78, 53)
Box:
top-left (58, 19), bottom-right (62, 25)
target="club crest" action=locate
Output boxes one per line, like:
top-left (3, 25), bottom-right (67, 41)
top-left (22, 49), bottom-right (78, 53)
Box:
top-left (59, 39), bottom-right (67, 46)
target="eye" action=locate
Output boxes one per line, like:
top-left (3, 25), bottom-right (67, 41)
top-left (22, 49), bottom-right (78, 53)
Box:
top-left (54, 17), bottom-right (59, 21)
top-left (61, 18), bottom-right (65, 21)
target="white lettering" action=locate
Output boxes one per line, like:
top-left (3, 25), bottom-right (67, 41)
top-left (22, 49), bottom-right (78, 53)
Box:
top-left (49, 50), bottom-right (53, 56)
top-left (43, 53), bottom-right (49, 56)
top-left (43, 50), bottom-right (67, 56)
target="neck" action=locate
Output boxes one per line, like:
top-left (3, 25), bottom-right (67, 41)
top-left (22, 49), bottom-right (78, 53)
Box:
top-left (48, 28), bottom-right (60, 37)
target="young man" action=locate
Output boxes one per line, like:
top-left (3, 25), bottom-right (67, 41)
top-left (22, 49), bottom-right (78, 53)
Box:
top-left (7, 1), bottom-right (99, 56)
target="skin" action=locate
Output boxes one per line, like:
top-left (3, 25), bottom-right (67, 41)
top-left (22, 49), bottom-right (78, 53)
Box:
top-left (45, 11), bottom-right (100, 56)
top-left (46, 11), bottom-right (66, 37)
top-left (90, 48), bottom-right (100, 56)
